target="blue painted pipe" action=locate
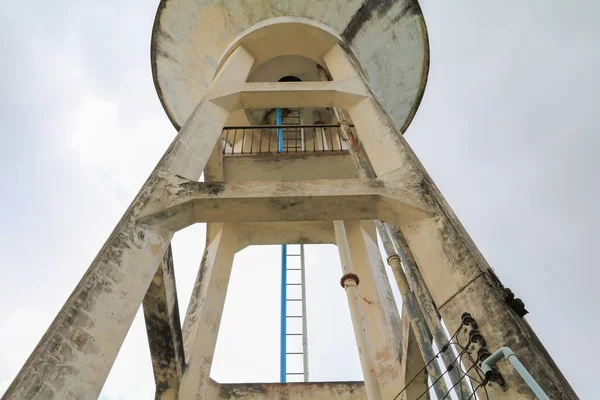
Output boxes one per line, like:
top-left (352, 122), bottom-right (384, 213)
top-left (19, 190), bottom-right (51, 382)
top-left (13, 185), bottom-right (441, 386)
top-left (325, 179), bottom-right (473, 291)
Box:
top-left (276, 108), bottom-right (283, 152)
top-left (278, 106), bottom-right (286, 383)
top-left (280, 244), bottom-right (287, 383)
top-left (482, 347), bottom-right (550, 400)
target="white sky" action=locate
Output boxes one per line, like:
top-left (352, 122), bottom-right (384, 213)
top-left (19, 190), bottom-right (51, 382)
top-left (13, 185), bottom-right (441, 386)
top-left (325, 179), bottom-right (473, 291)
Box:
top-left (1, 0), bottom-right (599, 398)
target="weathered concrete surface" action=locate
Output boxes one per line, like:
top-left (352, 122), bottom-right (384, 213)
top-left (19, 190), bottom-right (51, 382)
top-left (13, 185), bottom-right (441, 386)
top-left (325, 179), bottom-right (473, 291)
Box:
top-left (142, 246), bottom-right (185, 399)
top-left (179, 225), bottom-right (239, 399)
top-left (151, 1), bottom-right (428, 134)
top-left (325, 43), bottom-right (578, 399)
top-left (223, 152), bottom-right (357, 182)
top-left (335, 220), bottom-right (404, 399)
top-left (137, 172), bottom-right (435, 231)
top-left (235, 221), bottom-right (337, 249)
top-left (2, 46), bottom-right (255, 400)
top-left (399, 305), bottom-right (428, 400)
top-left (218, 381), bottom-right (366, 399)
top-left (209, 78), bottom-right (368, 111)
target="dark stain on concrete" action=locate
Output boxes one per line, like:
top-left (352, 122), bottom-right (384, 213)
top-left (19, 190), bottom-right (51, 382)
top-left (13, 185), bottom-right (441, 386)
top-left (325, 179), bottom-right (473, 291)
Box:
top-left (198, 182), bottom-right (226, 196)
top-left (142, 246), bottom-right (185, 395)
top-left (369, 179), bottom-right (385, 189)
top-left (342, 0), bottom-right (419, 44)
top-left (270, 198), bottom-right (301, 210)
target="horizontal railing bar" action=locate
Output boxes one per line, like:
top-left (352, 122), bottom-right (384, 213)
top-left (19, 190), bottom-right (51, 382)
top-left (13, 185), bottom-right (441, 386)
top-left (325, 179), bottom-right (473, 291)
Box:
top-left (223, 124), bottom-right (354, 130)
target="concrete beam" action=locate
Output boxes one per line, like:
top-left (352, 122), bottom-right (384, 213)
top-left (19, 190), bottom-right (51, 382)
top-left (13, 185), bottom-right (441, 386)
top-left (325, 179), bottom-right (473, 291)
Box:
top-left (235, 221), bottom-right (337, 250)
top-left (136, 172), bottom-right (435, 232)
top-left (209, 78), bottom-right (368, 111)
top-left (217, 381), bottom-right (366, 400)
top-left (142, 245), bottom-right (185, 400)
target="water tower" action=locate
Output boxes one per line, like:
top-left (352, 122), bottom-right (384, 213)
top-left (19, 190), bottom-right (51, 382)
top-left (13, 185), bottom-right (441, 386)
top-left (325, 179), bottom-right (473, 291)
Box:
top-left (3, 1), bottom-right (577, 399)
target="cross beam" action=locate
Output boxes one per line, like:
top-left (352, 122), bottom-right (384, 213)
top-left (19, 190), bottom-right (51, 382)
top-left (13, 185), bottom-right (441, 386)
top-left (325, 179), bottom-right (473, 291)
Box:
top-left (136, 172), bottom-right (436, 232)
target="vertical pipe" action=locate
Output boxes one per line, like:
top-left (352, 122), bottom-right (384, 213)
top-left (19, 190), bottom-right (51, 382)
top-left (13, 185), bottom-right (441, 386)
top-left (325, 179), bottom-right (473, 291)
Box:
top-left (377, 222), bottom-right (449, 399)
top-left (300, 244), bottom-right (309, 382)
top-left (276, 108), bottom-right (283, 152)
top-left (278, 106), bottom-right (286, 383)
top-left (280, 244), bottom-right (287, 383)
top-left (335, 221), bottom-right (382, 400)
top-left (385, 224), bottom-right (471, 397)
top-left (317, 66), bottom-right (470, 397)
top-left (341, 277), bottom-right (383, 400)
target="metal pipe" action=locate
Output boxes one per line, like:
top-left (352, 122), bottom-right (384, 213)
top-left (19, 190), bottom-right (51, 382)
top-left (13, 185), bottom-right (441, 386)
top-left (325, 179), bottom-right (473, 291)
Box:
top-left (482, 347), bottom-right (550, 400)
top-left (341, 275), bottom-right (383, 400)
top-left (318, 65), bottom-right (471, 397)
top-left (280, 244), bottom-right (287, 383)
top-left (276, 108), bottom-right (283, 152)
top-left (335, 221), bottom-right (383, 400)
top-left (384, 210), bottom-right (472, 398)
top-left (377, 223), bottom-right (448, 399)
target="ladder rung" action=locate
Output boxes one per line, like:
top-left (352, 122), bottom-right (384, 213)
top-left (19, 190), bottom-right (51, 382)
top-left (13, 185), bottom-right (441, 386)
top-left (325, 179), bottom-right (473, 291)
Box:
top-left (287, 316), bottom-right (303, 318)
top-left (286, 268), bottom-right (301, 271)
top-left (287, 283), bottom-right (302, 286)
top-left (286, 299), bottom-right (302, 301)
top-left (287, 254), bottom-right (302, 256)
top-left (286, 333), bottom-right (303, 336)
top-left (286, 373), bottom-right (304, 375)
top-left (286, 352), bottom-right (304, 355)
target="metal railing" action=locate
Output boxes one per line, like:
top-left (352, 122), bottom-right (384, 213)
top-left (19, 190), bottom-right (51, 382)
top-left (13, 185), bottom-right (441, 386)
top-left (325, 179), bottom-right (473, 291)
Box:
top-left (221, 124), bottom-right (354, 155)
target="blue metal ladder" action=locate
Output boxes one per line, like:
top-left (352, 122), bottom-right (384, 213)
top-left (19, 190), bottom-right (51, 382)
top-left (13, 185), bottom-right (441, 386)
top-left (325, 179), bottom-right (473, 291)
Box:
top-left (277, 108), bottom-right (309, 383)
top-left (280, 245), bottom-right (308, 382)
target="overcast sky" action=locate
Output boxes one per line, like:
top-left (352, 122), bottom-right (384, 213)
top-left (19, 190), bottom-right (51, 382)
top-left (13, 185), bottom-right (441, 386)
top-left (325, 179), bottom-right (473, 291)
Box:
top-left (0, 0), bottom-right (598, 399)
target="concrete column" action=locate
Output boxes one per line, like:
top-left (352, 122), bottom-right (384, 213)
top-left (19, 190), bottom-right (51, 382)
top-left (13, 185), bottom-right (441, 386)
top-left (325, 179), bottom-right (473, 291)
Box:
top-left (324, 44), bottom-right (577, 399)
top-left (2, 46), bottom-right (254, 400)
top-left (143, 246), bottom-right (185, 400)
top-left (178, 224), bottom-right (238, 400)
top-left (335, 221), bottom-right (382, 400)
top-left (335, 220), bottom-right (406, 400)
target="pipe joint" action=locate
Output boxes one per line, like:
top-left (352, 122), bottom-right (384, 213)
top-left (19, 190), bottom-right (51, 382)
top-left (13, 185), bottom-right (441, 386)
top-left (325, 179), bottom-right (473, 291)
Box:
top-left (481, 347), bottom-right (549, 399)
top-left (340, 273), bottom-right (360, 288)
top-left (386, 254), bottom-right (401, 265)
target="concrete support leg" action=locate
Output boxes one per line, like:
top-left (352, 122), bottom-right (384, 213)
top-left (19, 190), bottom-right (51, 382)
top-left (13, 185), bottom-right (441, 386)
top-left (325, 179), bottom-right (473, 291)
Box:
top-left (178, 224), bottom-right (238, 400)
top-left (335, 220), bottom-right (405, 400)
top-left (324, 44), bottom-right (577, 399)
top-left (399, 305), bottom-right (429, 400)
top-left (143, 245), bottom-right (185, 400)
top-left (2, 45), bottom-right (254, 400)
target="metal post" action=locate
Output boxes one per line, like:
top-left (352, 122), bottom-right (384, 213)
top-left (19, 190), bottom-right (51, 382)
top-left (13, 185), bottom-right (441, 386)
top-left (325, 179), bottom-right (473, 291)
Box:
top-left (300, 244), bottom-right (309, 382)
top-left (280, 244), bottom-right (287, 383)
top-left (299, 109), bottom-right (305, 152)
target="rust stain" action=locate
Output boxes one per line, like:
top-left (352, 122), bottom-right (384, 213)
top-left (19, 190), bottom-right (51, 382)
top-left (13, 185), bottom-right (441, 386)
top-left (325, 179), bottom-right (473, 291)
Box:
top-left (150, 243), bottom-right (163, 256)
